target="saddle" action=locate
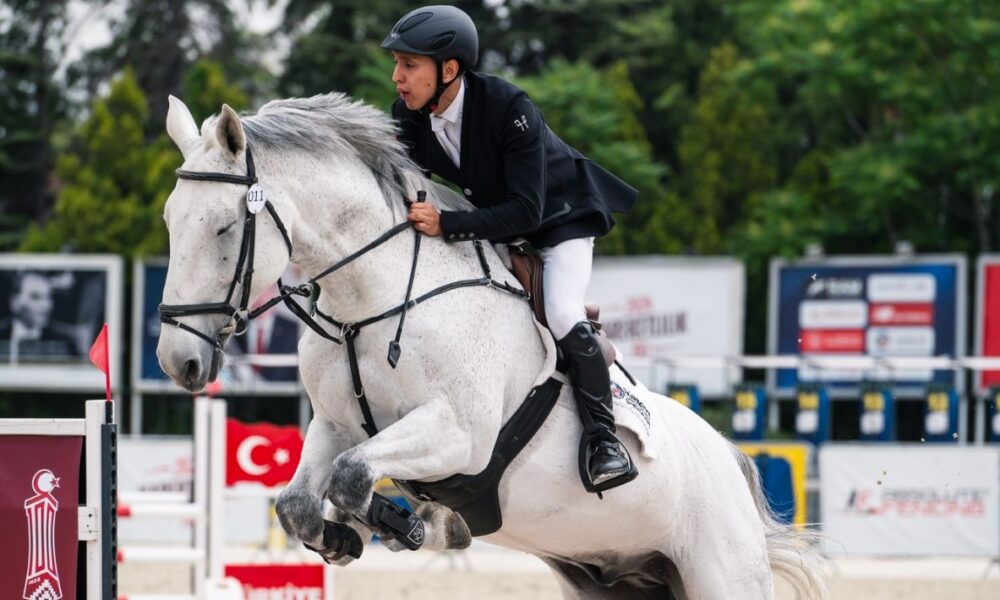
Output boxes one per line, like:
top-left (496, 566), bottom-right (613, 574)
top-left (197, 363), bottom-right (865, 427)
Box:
top-left (508, 241), bottom-right (616, 367)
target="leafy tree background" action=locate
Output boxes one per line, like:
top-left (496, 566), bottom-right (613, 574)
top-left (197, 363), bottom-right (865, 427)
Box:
top-left (2, 0), bottom-right (999, 427)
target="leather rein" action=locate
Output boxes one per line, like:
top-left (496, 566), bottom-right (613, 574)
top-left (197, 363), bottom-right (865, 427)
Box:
top-left (159, 145), bottom-right (527, 437)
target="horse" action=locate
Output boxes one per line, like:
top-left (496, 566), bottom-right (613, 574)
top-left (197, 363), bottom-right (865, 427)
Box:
top-left (155, 92), bottom-right (828, 599)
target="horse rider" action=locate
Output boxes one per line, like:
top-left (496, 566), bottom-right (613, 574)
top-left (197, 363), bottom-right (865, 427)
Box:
top-left (382, 5), bottom-right (639, 492)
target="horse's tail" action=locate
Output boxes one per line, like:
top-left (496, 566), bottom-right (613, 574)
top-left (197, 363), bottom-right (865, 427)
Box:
top-left (732, 445), bottom-right (831, 599)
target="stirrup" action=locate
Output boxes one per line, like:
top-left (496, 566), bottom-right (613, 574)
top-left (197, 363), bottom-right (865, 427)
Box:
top-left (577, 432), bottom-right (638, 494)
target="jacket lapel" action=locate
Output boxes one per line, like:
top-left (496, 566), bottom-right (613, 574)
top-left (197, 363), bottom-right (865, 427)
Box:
top-left (458, 74), bottom-right (474, 184)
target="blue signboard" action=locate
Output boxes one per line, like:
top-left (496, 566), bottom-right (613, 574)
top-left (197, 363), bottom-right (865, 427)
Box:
top-left (795, 384), bottom-right (830, 445)
top-left (859, 385), bottom-right (894, 441)
top-left (768, 256), bottom-right (966, 398)
top-left (923, 385), bottom-right (959, 442)
top-left (133, 260), bottom-right (303, 394)
top-left (732, 385), bottom-right (767, 440)
top-left (667, 385), bottom-right (701, 414)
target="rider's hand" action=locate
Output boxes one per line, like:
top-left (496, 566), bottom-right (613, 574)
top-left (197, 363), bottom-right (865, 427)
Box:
top-left (408, 202), bottom-right (442, 236)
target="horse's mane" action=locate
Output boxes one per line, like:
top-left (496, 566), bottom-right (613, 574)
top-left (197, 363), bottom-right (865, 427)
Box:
top-left (235, 93), bottom-right (473, 220)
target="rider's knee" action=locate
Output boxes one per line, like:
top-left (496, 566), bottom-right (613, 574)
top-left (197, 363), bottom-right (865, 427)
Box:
top-left (547, 309), bottom-right (586, 341)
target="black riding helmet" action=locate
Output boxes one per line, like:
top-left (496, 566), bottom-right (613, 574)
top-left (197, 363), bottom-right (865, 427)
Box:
top-left (381, 5), bottom-right (479, 113)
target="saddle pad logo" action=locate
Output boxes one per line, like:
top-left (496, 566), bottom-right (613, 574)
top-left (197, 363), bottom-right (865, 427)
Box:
top-left (611, 381), bottom-right (651, 429)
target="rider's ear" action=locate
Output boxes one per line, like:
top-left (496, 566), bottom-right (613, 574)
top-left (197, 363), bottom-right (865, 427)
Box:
top-left (166, 95), bottom-right (200, 158)
top-left (214, 104), bottom-right (246, 158)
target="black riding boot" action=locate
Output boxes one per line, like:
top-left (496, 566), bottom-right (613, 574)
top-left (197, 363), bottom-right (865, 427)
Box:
top-left (558, 321), bottom-right (638, 493)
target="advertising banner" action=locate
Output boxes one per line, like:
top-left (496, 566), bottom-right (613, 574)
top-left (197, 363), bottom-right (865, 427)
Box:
top-left (0, 254), bottom-right (123, 392)
top-left (225, 564), bottom-right (333, 600)
top-left (975, 255), bottom-right (1000, 394)
top-left (0, 435), bottom-right (82, 600)
top-left (134, 259), bottom-right (305, 394)
top-left (768, 255), bottom-right (966, 398)
top-left (819, 445), bottom-right (1000, 556)
top-left (587, 257), bottom-right (744, 397)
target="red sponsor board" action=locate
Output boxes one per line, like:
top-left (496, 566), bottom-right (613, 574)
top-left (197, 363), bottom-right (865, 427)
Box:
top-left (226, 419), bottom-right (304, 487)
top-left (0, 436), bottom-right (82, 600)
top-left (981, 264), bottom-right (1000, 389)
top-left (225, 564), bottom-right (328, 599)
top-left (869, 303), bottom-right (934, 326)
top-left (799, 329), bottom-right (865, 353)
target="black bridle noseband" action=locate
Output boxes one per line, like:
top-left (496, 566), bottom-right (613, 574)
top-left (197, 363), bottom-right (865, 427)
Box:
top-left (160, 144), bottom-right (527, 436)
top-left (159, 147), bottom-right (294, 351)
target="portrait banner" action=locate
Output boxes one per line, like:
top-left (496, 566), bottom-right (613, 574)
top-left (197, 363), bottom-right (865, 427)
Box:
top-left (0, 435), bottom-right (82, 600)
top-left (134, 258), bottom-right (304, 394)
top-left (0, 254), bottom-right (123, 392)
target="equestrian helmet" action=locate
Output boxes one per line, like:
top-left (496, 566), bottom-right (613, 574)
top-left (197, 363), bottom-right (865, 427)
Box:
top-left (381, 5), bottom-right (479, 70)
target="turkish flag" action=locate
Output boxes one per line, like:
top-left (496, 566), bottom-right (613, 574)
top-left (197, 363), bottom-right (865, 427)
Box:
top-left (226, 419), bottom-right (304, 486)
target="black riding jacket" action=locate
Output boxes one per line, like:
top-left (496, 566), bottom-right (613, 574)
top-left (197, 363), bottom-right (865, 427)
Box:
top-left (391, 71), bottom-right (637, 248)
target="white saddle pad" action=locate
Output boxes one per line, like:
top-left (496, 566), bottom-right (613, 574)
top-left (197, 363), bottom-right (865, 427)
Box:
top-left (530, 320), bottom-right (658, 460)
top-left (609, 367), bottom-right (658, 460)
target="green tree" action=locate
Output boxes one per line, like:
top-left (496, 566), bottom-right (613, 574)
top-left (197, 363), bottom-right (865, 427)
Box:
top-left (675, 42), bottom-right (777, 254)
top-left (182, 59), bottom-right (250, 124)
top-left (516, 60), bottom-right (680, 255)
top-left (69, 0), bottom-right (262, 137)
top-left (0, 0), bottom-right (71, 247)
top-left (278, 0), bottom-right (411, 98)
top-left (21, 70), bottom-right (179, 256)
top-left (734, 0), bottom-right (1000, 255)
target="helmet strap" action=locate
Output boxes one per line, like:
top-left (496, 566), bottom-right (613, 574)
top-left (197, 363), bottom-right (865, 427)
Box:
top-left (419, 61), bottom-right (448, 115)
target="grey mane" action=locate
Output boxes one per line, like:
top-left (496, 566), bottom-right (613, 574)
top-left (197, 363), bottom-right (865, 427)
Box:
top-left (235, 93), bottom-right (472, 218)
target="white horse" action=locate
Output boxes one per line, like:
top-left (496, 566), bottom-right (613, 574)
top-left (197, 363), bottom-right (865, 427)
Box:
top-left (156, 93), bottom-right (828, 599)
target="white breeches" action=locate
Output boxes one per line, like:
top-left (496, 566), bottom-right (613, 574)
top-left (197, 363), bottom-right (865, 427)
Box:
top-left (539, 237), bottom-right (594, 341)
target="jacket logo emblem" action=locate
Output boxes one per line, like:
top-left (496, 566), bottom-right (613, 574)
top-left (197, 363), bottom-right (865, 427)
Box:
top-left (514, 115), bottom-right (529, 131)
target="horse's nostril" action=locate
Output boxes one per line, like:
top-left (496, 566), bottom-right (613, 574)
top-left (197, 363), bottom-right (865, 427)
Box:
top-left (183, 359), bottom-right (201, 385)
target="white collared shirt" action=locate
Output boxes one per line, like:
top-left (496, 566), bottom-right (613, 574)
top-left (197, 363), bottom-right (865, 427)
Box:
top-left (430, 77), bottom-right (465, 168)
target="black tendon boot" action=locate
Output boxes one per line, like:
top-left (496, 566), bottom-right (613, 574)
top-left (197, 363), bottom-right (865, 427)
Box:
top-left (558, 322), bottom-right (638, 493)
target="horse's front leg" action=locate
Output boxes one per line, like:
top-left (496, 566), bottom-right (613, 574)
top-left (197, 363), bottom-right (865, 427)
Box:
top-left (275, 416), bottom-right (373, 565)
top-left (327, 398), bottom-right (477, 552)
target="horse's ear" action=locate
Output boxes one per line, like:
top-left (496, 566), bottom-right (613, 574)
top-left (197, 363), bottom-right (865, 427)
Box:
top-left (166, 95), bottom-right (200, 158)
top-left (214, 104), bottom-right (246, 158)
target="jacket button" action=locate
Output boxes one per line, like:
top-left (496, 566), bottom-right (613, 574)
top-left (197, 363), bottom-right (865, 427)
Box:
top-left (448, 234), bottom-right (456, 240)
top-left (469, 232), bottom-right (476, 239)
top-left (459, 233), bottom-right (466, 239)
top-left (463, 188), bottom-right (472, 196)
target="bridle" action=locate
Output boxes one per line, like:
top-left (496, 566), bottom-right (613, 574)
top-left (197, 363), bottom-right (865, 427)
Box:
top-left (160, 144), bottom-right (527, 436)
top-left (159, 147), bottom-right (294, 351)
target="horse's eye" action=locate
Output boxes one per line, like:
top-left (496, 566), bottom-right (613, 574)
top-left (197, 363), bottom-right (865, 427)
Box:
top-left (216, 220), bottom-right (237, 236)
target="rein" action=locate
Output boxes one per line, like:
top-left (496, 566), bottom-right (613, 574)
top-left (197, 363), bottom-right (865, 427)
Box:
top-left (160, 145), bottom-right (527, 437)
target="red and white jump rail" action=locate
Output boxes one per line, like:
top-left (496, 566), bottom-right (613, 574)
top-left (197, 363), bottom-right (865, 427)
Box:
top-left (115, 397), bottom-right (226, 600)
top-left (0, 400), bottom-right (117, 600)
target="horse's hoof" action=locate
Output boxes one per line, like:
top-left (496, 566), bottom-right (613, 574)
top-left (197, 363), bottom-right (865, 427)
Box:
top-left (444, 511), bottom-right (472, 550)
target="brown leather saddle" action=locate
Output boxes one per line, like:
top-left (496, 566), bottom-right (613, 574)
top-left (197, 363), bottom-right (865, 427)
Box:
top-left (507, 241), bottom-right (616, 367)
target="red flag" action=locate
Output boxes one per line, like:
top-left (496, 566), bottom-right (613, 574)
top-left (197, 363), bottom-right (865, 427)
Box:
top-left (226, 419), bottom-right (304, 487)
top-left (89, 324), bottom-right (111, 401)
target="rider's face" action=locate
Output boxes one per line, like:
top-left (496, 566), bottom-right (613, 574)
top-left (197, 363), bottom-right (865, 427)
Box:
top-left (391, 52), bottom-right (438, 110)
